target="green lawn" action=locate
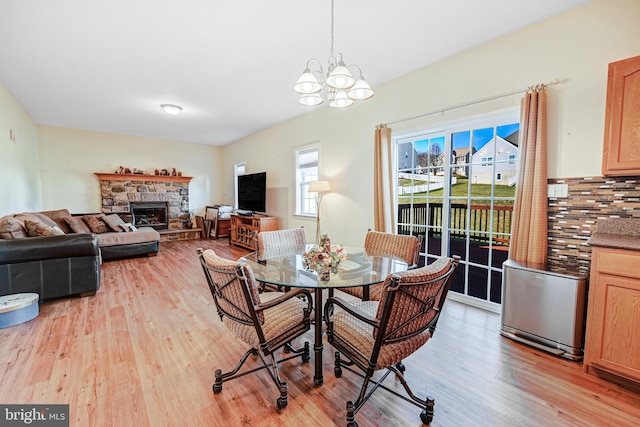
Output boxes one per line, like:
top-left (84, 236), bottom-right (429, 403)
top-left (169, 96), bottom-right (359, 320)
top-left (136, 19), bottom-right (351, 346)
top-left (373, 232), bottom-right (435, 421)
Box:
top-left (399, 178), bottom-right (515, 205)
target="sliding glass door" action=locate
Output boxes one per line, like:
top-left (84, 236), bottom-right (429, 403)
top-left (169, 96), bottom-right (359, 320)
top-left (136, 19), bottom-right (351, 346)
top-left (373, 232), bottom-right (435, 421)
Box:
top-left (396, 112), bottom-right (518, 312)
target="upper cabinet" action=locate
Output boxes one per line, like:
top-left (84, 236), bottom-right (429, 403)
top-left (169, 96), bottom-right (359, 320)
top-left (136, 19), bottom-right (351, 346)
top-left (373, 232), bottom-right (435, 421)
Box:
top-left (602, 55), bottom-right (640, 176)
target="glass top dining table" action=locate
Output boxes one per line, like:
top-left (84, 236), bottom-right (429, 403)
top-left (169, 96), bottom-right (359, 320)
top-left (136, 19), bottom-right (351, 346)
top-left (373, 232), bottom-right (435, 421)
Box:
top-left (239, 244), bottom-right (408, 385)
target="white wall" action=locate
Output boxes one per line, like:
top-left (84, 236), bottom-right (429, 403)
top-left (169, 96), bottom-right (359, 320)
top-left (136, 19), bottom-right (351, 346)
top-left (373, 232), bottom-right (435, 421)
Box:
top-left (0, 83), bottom-right (42, 216)
top-left (37, 126), bottom-right (224, 215)
top-left (222, 0), bottom-right (640, 246)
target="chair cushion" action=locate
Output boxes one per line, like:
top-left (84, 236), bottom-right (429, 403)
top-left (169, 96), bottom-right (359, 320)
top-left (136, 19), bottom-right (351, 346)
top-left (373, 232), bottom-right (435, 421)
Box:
top-left (375, 257), bottom-right (453, 341)
top-left (340, 283), bottom-right (383, 301)
top-left (202, 249), bottom-right (263, 321)
top-left (225, 292), bottom-right (308, 348)
top-left (330, 300), bottom-right (431, 369)
top-left (364, 231), bottom-right (419, 266)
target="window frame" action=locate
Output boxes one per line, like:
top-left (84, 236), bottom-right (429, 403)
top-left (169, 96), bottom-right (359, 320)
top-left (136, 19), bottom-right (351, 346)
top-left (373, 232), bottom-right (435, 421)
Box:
top-left (393, 108), bottom-right (520, 313)
top-left (294, 143), bottom-right (320, 217)
top-left (233, 162), bottom-right (246, 209)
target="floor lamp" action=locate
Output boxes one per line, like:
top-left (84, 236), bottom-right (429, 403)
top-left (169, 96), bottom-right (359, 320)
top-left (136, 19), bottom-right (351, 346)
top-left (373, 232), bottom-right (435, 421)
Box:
top-left (308, 180), bottom-right (331, 245)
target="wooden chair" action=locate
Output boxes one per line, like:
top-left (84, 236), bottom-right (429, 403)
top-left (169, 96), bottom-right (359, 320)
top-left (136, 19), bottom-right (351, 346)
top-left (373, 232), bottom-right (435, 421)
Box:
top-left (341, 230), bottom-right (424, 301)
top-left (255, 227), bottom-right (306, 292)
top-left (197, 248), bottom-right (312, 409)
top-left (324, 255), bottom-right (459, 426)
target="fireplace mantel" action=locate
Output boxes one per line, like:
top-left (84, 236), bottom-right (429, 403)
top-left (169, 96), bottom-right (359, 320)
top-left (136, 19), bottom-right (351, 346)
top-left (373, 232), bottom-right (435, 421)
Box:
top-left (95, 173), bottom-right (193, 183)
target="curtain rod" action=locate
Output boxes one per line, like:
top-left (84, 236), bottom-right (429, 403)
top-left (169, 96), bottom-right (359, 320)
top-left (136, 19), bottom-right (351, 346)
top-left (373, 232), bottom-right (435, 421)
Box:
top-left (385, 79), bottom-right (560, 127)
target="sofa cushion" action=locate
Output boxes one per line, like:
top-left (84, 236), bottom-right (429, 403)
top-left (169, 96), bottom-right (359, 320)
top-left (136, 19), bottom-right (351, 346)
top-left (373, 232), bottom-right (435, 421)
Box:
top-left (24, 219), bottom-right (65, 237)
top-left (15, 212), bottom-right (58, 228)
top-left (96, 227), bottom-right (160, 247)
top-left (65, 217), bottom-right (92, 234)
top-left (0, 215), bottom-right (27, 239)
top-left (40, 209), bottom-right (74, 234)
top-left (83, 215), bottom-right (109, 234)
top-left (103, 214), bottom-right (126, 232)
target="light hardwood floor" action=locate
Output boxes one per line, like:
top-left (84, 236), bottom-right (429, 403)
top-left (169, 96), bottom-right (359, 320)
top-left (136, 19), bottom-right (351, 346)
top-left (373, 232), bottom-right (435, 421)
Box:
top-left (1, 238), bottom-right (639, 426)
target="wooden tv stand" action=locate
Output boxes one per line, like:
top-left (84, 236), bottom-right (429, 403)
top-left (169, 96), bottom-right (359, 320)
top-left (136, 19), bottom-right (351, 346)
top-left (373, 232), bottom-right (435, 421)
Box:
top-left (230, 214), bottom-right (277, 249)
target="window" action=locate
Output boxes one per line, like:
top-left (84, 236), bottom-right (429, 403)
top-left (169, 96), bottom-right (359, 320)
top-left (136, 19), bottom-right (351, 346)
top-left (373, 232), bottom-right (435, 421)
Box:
top-left (508, 154), bottom-right (516, 164)
top-left (496, 172), bottom-right (502, 181)
top-left (295, 143), bottom-right (319, 216)
top-left (234, 162), bottom-right (246, 209)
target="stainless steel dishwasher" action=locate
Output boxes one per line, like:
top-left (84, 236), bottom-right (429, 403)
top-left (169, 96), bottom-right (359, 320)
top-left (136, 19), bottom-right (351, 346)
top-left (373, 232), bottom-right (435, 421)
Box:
top-left (498, 259), bottom-right (588, 361)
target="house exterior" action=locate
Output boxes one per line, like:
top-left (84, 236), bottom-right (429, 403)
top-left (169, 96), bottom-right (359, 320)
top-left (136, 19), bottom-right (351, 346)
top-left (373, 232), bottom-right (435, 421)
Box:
top-left (452, 147), bottom-right (475, 177)
top-left (470, 136), bottom-right (518, 185)
top-left (398, 142), bottom-right (419, 172)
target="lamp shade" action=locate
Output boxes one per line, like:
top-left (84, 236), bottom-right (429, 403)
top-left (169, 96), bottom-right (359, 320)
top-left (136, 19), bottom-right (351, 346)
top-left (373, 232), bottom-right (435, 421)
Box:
top-left (299, 93), bottom-right (324, 106)
top-left (308, 180), bottom-right (331, 193)
top-left (326, 65), bottom-right (355, 89)
top-left (329, 90), bottom-right (353, 108)
top-left (347, 79), bottom-right (374, 100)
top-left (160, 104), bottom-right (183, 115)
top-left (294, 71), bottom-right (322, 94)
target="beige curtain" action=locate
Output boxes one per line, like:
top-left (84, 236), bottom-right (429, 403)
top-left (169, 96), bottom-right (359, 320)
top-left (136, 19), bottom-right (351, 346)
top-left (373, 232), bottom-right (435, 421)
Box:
top-left (373, 124), bottom-right (396, 232)
top-left (509, 85), bottom-right (548, 264)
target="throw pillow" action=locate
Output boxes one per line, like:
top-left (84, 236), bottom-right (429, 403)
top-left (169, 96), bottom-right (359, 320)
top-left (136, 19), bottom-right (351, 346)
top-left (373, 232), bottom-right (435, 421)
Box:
top-left (40, 209), bottom-right (74, 234)
top-left (24, 219), bottom-right (65, 237)
top-left (103, 214), bottom-right (126, 232)
top-left (65, 217), bottom-right (92, 234)
top-left (83, 215), bottom-right (109, 234)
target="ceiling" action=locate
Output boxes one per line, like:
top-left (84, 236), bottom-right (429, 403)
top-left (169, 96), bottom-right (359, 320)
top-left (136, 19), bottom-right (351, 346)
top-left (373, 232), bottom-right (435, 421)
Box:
top-left (0, 0), bottom-right (590, 147)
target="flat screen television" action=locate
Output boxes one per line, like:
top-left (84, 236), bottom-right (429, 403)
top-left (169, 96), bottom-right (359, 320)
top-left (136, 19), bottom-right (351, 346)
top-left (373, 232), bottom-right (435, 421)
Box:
top-left (237, 172), bottom-right (267, 215)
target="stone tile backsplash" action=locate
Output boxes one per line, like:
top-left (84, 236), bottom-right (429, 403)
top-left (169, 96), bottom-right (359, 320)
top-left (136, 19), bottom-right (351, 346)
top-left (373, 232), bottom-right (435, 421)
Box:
top-left (547, 175), bottom-right (640, 275)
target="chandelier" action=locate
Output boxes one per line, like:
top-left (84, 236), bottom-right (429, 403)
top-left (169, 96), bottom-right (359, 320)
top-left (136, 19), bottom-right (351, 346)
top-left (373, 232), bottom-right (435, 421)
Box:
top-left (293, 0), bottom-right (374, 108)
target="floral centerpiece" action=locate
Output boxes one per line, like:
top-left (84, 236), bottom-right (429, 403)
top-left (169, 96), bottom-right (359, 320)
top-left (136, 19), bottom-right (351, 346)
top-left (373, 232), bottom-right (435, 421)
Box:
top-left (303, 243), bottom-right (347, 274)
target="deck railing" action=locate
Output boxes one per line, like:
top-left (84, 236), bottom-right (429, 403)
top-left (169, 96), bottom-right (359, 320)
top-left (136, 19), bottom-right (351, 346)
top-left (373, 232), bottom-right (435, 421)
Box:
top-left (398, 203), bottom-right (513, 245)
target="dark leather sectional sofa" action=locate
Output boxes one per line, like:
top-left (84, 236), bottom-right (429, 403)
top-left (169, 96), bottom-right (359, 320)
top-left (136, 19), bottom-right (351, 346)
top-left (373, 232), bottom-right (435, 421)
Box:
top-left (0, 209), bottom-right (160, 301)
top-left (0, 233), bottom-right (101, 301)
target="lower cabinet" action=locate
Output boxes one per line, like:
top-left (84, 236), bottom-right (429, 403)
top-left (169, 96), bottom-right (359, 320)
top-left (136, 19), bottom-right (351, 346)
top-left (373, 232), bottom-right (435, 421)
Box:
top-left (584, 246), bottom-right (640, 388)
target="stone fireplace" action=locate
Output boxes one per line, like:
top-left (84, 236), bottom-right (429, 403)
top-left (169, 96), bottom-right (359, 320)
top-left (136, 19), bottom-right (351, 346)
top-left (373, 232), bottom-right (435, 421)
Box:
top-left (95, 173), bottom-right (193, 230)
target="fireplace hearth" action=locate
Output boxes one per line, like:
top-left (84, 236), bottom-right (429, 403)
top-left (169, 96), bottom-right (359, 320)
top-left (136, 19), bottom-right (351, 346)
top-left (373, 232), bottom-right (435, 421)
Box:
top-left (130, 202), bottom-right (169, 231)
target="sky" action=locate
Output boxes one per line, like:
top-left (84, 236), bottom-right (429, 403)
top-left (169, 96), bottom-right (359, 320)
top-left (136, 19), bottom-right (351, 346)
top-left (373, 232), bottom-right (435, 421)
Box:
top-left (414, 122), bottom-right (519, 154)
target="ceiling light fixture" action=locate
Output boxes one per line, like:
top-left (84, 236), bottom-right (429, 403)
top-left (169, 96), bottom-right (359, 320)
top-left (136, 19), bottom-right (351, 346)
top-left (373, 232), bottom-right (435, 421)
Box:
top-left (160, 104), bottom-right (183, 115)
top-left (293, 0), bottom-right (374, 108)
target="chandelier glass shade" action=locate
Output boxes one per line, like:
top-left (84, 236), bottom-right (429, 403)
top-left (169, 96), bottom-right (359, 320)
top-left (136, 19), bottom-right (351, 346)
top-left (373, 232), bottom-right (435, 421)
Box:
top-left (160, 104), bottom-right (183, 115)
top-left (294, 0), bottom-right (374, 108)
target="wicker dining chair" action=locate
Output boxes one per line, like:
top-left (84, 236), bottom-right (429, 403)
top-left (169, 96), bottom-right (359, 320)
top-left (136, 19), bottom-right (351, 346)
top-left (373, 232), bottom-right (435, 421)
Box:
top-left (324, 255), bottom-right (458, 427)
top-left (255, 227), bottom-right (307, 292)
top-left (197, 248), bottom-right (312, 409)
top-left (341, 230), bottom-right (423, 301)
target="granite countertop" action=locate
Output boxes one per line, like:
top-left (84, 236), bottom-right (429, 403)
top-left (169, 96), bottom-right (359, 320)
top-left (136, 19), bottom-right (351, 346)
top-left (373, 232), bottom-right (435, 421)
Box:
top-left (588, 218), bottom-right (640, 251)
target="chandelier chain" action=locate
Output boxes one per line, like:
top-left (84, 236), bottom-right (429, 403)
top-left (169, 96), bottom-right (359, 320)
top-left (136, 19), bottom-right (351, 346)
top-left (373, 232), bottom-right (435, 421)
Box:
top-left (330, 0), bottom-right (335, 61)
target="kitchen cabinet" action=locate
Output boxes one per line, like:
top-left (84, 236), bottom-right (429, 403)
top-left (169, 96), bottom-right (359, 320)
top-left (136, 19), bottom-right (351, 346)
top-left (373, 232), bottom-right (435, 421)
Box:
top-left (584, 246), bottom-right (640, 388)
top-left (602, 54), bottom-right (640, 176)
